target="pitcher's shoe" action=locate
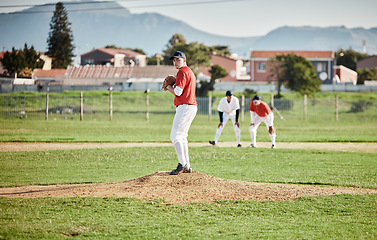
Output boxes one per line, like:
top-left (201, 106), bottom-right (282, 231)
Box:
top-left (183, 165), bottom-right (193, 173)
top-left (271, 144), bottom-right (276, 149)
top-left (250, 144), bottom-right (256, 148)
top-left (237, 144), bottom-right (242, 147)
top-left (170, 163), bottom-right (184, 175)
top-left (209, 141), bottom-right (216, 146)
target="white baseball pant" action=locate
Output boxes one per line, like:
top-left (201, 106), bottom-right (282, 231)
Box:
top-left (249, 112), bottom-right (276, 146)
top-left (214, 113), bottom-right (241, 144)
top-left (170, 104), bottom-right (197, 168)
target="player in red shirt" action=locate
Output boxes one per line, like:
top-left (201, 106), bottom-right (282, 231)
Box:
top-left (165, 51), bottom-right (197, 175)
top-left (249, 95), bottom-right (276, 148)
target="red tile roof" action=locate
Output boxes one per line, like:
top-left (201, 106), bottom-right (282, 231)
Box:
top-left (130, 65), bottom-right (176, 78)
top-left (65, 65), bottom-right (176, 79)
top-left (65, 65), bottom-right (133, 78)
top-left (251, 50), bottom-right (334, 59)
top-left (33, 69), bottom-right (66, 78)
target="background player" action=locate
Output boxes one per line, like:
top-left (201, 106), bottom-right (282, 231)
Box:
top-left (249, 95), bottom-right (276, 148)
top-left (209, 90), bottom-right (241, 147)
top-left (165, 51), bottom-right (197, 175)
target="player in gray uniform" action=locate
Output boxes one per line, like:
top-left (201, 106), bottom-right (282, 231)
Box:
top-left (209, 91), bottom-right (241, 147)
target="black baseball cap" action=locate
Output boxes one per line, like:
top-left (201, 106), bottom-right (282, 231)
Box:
top-left (170, 51), bottom-right (186, 60)
top-left (252, 95), bottom-right (261, 101)
top-left (226, 90), bottom-right (232, 96)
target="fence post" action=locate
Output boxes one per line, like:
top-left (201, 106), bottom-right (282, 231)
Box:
top-left (270, 94), bottom-right (274, 107)
top-left (271, 93), bottom-right (284, 120)
top-left (208, 92), bottom-right (212, 121)
top-left (109, 87), bottom-right (113, 121)
top-left (304, 94), bottom-right (307, 120)
top-left (80, 91), bottom-right (83, 121)
top-left (145, 89), bottom-right (150, 122)
top-left (241, 95), bottom-right (245, 122)
top-left (45, 93), bottom-right (49, 120)
top-left (335, 95), bottom-right (339, 121)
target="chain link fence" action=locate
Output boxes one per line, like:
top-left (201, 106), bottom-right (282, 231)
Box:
top-left (0, 93), bottom-right (376, 122)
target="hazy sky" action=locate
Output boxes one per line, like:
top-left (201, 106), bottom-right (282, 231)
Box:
top-left (1, 0), bottom-right (376, 37)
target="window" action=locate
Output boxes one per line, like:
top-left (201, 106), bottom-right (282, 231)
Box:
top-left (85, 59), bottom-right (94, 65)
top-left (316, 62), bottom-right (326, 72)
top-left (257, 62), bottom-right (266, 72)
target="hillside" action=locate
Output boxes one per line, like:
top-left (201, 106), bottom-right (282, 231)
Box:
top-left (253, 26), bottom-right (377, 53)
top-left (0, 1), bottom-right (376, 57)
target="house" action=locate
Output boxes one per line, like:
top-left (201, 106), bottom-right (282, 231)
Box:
top-left (250, 50), bottom-right (334, 84)
top-left (333, 65), bottom-right (357, 85)
top-left (81, 48), bottom-right (146, 67)
top-left (197, 54), bottom-right (250, 82)
top-left (39, 54), bottom-right (52, 70)
top-left (357, 55), bottom-right (377, 70)
top-left (32, 69), bottom-right (66, 85)
top-left (64, 65), bottom-right (176, 85)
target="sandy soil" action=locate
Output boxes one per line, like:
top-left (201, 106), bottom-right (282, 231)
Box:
top-left (1, 171), bottom-right (376, 204)
top-left (1, 142), bottom-right (376, 204)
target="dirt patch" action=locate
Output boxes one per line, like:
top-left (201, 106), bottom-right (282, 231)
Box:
top-left (1, 172), bottom-right (376, 204)
top-left (1, 142), bottom-right (376, 204)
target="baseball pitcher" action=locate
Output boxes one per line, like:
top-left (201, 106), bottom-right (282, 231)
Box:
top-left (165, 51), bottom-right (197, 175)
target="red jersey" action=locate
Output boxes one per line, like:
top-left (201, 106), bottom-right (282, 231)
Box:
top-left (174, 66), bottom-right (197, 106)
top-left (249, 101), bottom-right (271, 117)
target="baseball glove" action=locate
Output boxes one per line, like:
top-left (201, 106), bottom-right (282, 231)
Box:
top-left (162, 75), bottom-right (176, 91)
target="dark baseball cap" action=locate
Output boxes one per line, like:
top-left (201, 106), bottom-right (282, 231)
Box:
top-left (226, 90), bottom-right (232, 96)
top-left (252, 95), bottom-right (261, 101)
top-left (170, 51), bottom-right (186, 60)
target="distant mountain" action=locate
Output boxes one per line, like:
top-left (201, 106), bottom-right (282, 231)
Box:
top-left (1, 1), bottom-right (376, 60)
top-left (252, 26), bottom-right (377, 54)
top-left (0, 1), bottom-right (258, 58)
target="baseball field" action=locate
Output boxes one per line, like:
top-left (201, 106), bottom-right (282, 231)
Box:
top-left (0, 92), bottom-right (377, 239)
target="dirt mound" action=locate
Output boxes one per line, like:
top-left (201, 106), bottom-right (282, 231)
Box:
top-left (1, 172), bottom-right (376, 204)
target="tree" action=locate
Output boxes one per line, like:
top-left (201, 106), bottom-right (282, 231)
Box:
top-left (162, 33), bottom-right (211, 70)
top-left (209, 45), bottom-right (232, 58)
top-left (335, 48), bottom-right (369, 71)
top-left (271, 53), bottom-right (321, 97)
top-left (104, 45), bottom-right (122, 49)
top-left (269, 57), bottom-right (286, 98)
top-left (47, 2), bottom-right (74, 68)
top-left (162, 33), bottom-right (232, 96)
top-left (147, 54), bottom-right (164, 65)
top-left (197, 64), bottom-right (228, 97)
top-left (129, 48), bottom-right (146, 55)
top-left (104, 45), bottom-right (146, 55)
top-left (0, 43), bottom-right (44, 77)
top-left (357, 67), bottom-right (377, 84)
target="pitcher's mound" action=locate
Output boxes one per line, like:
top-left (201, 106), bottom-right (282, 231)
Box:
top-left (1, 172), bottom-right (376, 204)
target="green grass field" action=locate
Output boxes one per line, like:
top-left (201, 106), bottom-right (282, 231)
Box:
top-left (1, 115), bottom-right (377, 143)
top-left (0, 146), bottom-right (376, 239)
top-left (0, 91), bottom-right (377, 239)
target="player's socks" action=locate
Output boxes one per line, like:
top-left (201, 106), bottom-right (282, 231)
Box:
top-left (270, 133), bottom-right (276, 144)
top-left (182, 141), bottom-right (190, 168)
top-left (173, 142), bottom-right (186, 167)
top-left (214, 125), bottom-right (223, 143)
top-left (236, 136), bottom-right (241, 145)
